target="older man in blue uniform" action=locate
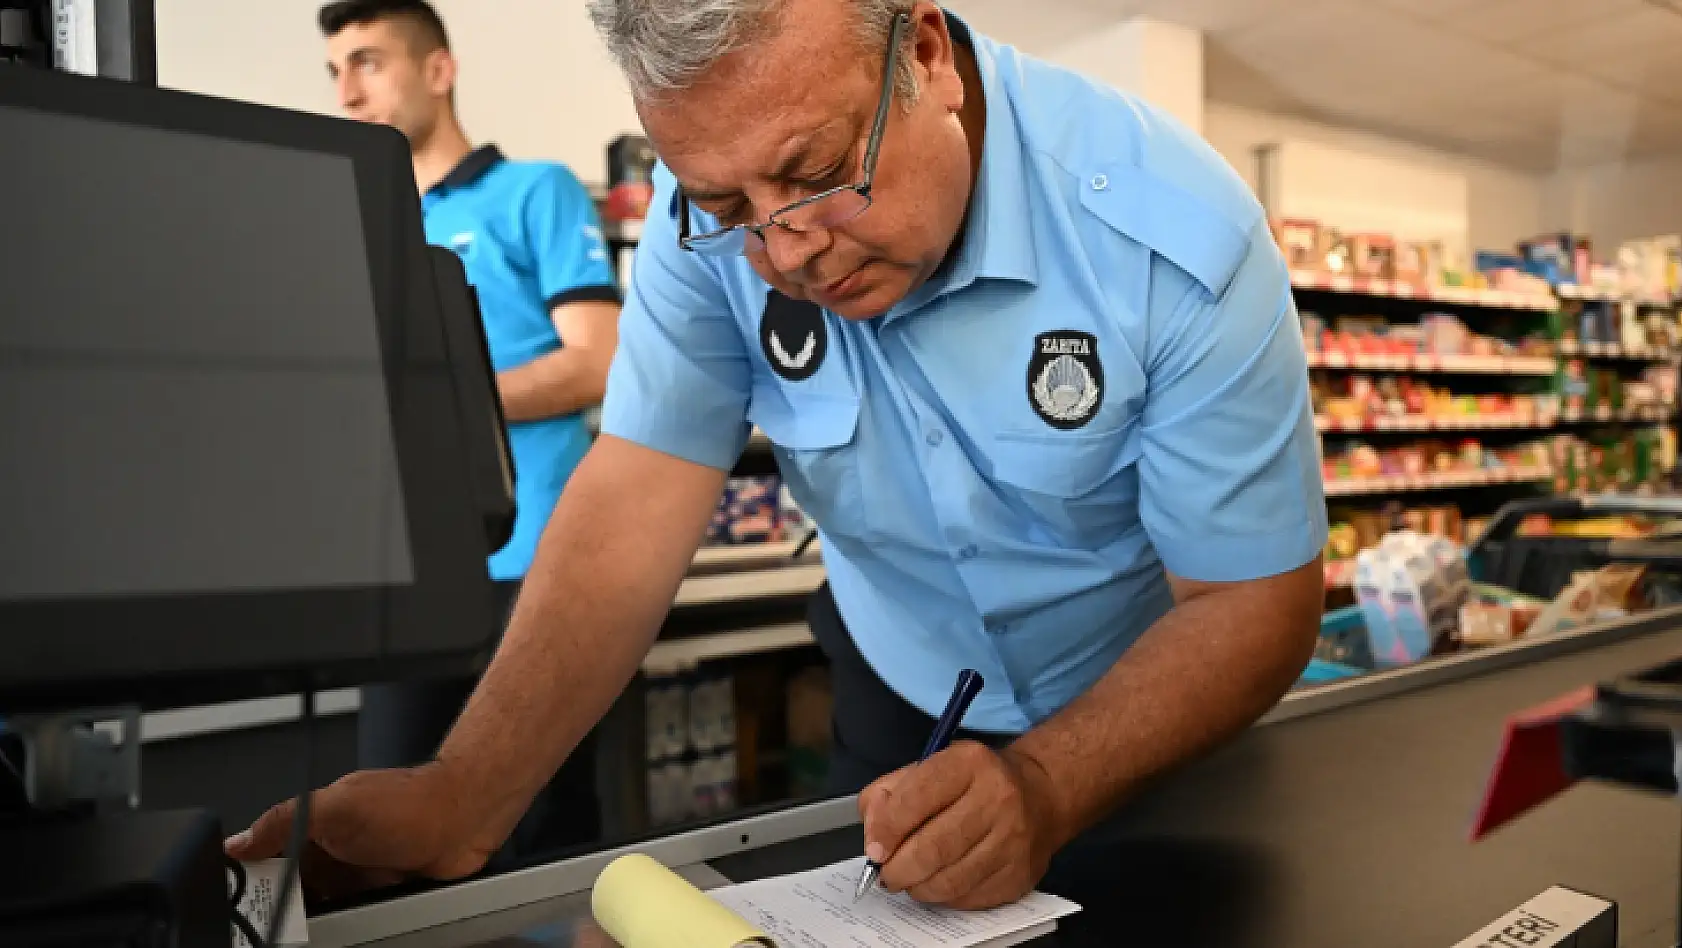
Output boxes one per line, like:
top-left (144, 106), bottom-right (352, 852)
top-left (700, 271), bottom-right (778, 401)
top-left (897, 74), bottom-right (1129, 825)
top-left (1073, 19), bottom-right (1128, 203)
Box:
top-left (233, 0), bottom-right (1328, 910)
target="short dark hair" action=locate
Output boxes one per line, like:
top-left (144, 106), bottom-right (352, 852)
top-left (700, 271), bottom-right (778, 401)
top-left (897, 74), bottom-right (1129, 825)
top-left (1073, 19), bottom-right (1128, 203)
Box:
top-left (318, 0), bottom-right (450, 52)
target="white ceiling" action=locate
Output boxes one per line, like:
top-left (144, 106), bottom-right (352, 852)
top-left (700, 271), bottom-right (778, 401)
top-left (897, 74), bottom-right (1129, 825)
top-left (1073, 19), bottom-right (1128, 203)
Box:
top-left (945, 0), bottom-right (1682, 171)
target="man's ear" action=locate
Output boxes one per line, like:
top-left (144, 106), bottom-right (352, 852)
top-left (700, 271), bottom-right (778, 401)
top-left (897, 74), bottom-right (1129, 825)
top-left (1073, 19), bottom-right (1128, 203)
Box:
top-left (425, 48), bottom-right (458, 100)
top-left (911, 4), bottom-right (962, 113)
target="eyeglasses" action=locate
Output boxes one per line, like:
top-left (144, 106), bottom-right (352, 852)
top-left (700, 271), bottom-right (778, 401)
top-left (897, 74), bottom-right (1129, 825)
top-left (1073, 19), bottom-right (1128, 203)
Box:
top-left (677, 13), bottom-right (910, 256)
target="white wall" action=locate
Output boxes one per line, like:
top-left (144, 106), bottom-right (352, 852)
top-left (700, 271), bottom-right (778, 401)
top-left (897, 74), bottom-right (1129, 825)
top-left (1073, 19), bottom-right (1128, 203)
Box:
top-left (155, 0), bottom-right (641, 184)
top-left (1203, 102), bottom-right (1545, 255)
top-left (1049, 16), bottom-right (1204, 135)
top-left (1542, 157), bottom-right (1682, 250)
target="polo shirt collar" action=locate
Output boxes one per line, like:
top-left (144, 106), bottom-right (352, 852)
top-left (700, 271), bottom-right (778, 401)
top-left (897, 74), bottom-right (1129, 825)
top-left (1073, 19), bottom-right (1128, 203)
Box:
top-left (429, 144), bottom-right (505, 194)
top-left (897, 11), bottom-right (1039, 316)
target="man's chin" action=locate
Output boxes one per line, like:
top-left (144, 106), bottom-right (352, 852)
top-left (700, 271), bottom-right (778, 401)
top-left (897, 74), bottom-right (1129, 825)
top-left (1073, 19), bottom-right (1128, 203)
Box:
top-left (829, 297), bottom-right (895, 321)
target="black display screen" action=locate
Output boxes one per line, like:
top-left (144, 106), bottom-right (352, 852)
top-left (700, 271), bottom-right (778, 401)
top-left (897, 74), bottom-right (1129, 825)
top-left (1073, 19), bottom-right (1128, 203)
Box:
top-left (0, 103), bottom-right (414, 601)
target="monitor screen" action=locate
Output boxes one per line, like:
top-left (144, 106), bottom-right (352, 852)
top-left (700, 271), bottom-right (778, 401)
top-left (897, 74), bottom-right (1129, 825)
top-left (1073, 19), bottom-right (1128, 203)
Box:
top-left (0, 103), bottom-right (414, 601)
top-left (0, 66), bottom-right (506, 713)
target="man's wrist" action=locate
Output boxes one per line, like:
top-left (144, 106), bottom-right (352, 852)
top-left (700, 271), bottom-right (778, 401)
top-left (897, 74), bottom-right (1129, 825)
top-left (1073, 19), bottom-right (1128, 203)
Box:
top-left (420, 755), bottom-right (495, 851)
top-left (1000, 743), bottom-right (1079, 855)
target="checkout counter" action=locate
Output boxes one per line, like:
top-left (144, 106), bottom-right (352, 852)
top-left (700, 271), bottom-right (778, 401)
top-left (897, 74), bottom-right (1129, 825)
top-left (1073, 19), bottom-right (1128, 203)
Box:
top-left (290, 605), bottom-right (1682, 948)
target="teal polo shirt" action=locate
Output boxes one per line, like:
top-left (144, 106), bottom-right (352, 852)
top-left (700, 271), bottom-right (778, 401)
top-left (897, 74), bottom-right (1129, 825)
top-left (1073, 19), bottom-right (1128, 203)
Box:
top-left (423, 146), bottom-right (620, 580)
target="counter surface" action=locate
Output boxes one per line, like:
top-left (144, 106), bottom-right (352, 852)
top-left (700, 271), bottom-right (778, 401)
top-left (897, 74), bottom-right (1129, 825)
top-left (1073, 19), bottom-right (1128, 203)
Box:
top-left (340, 625), bottom-right (1682, 948)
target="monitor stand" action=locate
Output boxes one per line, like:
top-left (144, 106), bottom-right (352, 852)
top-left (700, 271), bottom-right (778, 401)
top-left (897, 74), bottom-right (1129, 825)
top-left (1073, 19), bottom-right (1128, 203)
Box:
top-left (0, 706), bottom-right (231, 948)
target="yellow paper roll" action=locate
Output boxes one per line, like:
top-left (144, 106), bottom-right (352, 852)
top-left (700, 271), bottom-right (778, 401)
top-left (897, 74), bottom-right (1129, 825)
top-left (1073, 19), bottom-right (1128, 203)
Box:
top-left (592, 853), bottom-right (771, 948)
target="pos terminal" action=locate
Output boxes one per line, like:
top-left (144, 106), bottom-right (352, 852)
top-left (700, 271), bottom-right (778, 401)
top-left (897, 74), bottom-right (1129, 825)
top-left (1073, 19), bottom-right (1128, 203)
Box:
top-left (0, 58), bottom-right (513, 947)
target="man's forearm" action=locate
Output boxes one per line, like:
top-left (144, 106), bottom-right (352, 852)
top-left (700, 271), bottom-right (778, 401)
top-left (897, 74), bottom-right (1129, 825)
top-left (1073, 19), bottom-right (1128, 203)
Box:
top-left (432, 438), bottom-right (724, 849)
top-left (1009, 560), bottom-right (1323, 847)
top-left (498, 346), bottom-right (611, 422)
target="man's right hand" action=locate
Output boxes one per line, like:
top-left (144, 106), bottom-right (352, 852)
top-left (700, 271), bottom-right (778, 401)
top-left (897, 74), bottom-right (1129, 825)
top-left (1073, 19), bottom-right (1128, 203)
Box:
top-left (222, 762), bottom-right (497, 902)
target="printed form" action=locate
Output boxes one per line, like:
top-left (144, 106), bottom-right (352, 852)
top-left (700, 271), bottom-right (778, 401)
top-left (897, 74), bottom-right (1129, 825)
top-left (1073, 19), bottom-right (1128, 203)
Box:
top-left (708, 857), bottom-right (1081, 948)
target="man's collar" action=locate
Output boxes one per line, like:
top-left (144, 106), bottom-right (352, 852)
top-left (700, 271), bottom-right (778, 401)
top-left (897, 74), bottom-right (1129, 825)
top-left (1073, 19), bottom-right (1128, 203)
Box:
top-left (897, 11), bottom-right (1039, 316)
top-left (429, 144), bottom-right (505, 194)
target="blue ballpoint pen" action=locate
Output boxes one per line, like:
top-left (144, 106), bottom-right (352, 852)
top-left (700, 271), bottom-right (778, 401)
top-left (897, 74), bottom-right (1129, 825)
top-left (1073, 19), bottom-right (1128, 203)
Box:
top-left (853, 668), bottom-right (986, 902)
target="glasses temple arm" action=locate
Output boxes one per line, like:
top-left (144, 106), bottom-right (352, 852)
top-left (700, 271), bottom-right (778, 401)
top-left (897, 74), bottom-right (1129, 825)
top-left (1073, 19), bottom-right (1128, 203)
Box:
top-left (862, 13), bottom-right (909, 185)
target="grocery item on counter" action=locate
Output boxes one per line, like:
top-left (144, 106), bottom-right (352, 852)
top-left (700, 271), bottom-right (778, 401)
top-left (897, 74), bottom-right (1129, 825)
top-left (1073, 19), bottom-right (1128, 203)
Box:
top-left (1353, 531), bottom-right (1468, 668)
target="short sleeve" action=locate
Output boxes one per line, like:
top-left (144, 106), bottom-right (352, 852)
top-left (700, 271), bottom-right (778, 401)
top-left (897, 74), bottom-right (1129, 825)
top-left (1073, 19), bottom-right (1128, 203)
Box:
top-left (1137, 220), bottom-right (1328, 583)
top-left (524, 163), bottom-right (622, 310)
top-left (598, 165), bottom-right (753, 471)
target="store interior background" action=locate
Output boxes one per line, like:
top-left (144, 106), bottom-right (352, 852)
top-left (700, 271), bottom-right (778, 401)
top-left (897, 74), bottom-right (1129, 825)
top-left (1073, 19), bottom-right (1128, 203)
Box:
top-left (155, 0), bottom-right (1682, 255)
top-left (135, 0), bottom-right (1682, 864)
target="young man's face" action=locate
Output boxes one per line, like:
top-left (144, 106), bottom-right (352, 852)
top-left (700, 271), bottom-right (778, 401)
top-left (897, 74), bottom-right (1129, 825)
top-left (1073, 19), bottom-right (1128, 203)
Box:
top-left (325, 18), bottom-right (451, 145)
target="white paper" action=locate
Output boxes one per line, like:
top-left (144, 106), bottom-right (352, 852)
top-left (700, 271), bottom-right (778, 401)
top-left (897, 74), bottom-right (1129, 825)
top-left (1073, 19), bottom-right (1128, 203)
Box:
top-left (708, 857), bottom-right (1080, 948)
top-left (230, 858), bottom-right (310, 948)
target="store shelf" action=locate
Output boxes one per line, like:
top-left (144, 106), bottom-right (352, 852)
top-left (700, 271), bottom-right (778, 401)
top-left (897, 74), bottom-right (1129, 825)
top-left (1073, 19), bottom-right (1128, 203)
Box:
top-left (642, 622), bottom-right (814, 676)
top-left (673, 563), bottom-right (825, 607)
top-left (1324, 467), bottom-right (1554, 497)
top-left (1290, 271), bottom-right (1556, 312)
top-left (1306, 352), bottom-right (1557, 375)
top-left (1555, 341), bottom-right (1676, 361)
top-left (1317, 407), bottom-right (1674, 433)
top-left (1556, 284), bottom-right (1680, 306)
top-left (1319, 414), bottom-right (1545, 433)
top-left (692, 539), bottom-right (818, 569)
top-left (1558, 407), bottom-right (1677, 424)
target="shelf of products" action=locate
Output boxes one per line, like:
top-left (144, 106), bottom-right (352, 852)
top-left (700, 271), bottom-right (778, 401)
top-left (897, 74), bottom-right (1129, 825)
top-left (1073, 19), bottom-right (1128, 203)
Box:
top-left (1282, 217), bottom-right (1682, 607)
top-left (1323, 431), bottom-right (1678, 587)
top-left (1290, 270), bottom-right (1554, 310)
top-left (1316, 408), bottom-right (1674, 433)
top-left (1306, 351), bottom-right (1557, 374)
top-left (1324, 468), bottom-right (1555, 497)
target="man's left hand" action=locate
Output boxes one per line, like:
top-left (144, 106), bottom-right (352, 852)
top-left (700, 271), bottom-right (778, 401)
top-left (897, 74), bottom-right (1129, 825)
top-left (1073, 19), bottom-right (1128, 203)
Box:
top-left (857, 741), bottom-right (1068, 910)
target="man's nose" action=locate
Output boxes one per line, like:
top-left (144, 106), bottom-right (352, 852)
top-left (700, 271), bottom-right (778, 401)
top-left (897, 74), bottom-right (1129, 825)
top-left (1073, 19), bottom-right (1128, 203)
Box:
top-left (337, 75), bottom-right (363, 111)
top-left (760, 224), bottom-right (829, 280)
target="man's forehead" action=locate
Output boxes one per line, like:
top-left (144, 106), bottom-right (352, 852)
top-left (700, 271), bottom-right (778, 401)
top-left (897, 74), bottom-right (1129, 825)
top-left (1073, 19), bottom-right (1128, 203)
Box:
top-left (642, 49), bottom-right (870, 191)
top-left (667, 113), bottom-right (856, 194)
top-left (326, 21), bottom-right (407, 58)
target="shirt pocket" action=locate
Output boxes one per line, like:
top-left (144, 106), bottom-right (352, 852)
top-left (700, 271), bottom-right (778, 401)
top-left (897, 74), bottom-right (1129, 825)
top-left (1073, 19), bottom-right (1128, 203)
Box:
top-left (747, 385), bottom-right (869, 542)
top-left (989, 421), bottom-right (1143, 547)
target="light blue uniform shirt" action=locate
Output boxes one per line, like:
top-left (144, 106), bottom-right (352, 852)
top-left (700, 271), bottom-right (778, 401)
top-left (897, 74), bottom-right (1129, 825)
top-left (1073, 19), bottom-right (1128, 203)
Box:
top-left (423, 146), bottom-right (620, 581)
top-left (601, 17), bottom-right (1328, 733)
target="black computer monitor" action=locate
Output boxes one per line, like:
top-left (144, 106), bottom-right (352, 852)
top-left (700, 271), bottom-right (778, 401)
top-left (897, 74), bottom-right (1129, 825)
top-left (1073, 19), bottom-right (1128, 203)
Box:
top-left (0, 62), bottom-right (515, 714)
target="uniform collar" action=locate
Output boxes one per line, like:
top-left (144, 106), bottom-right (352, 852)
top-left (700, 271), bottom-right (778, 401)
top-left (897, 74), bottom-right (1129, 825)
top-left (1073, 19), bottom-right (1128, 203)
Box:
top-left (428, 144), bottom-right (505, 194)
top-left (897, 12), bottom-right (1039, 316)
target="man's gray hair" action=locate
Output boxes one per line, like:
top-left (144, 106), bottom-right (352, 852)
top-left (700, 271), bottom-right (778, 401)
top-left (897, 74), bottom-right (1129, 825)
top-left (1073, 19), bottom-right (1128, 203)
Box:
top-left (586, 0), bottom-right (918, 104)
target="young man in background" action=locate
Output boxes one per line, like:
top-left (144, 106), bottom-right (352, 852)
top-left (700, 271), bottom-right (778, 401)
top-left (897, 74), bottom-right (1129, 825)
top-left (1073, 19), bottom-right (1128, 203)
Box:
top-left (318, 0), bottom-right (622, 862)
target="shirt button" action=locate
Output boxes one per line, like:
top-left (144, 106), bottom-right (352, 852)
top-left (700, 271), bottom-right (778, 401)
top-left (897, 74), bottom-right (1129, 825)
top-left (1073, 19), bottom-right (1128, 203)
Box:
top-left (957, 544), bottom-right (979, 561)
top-left (1090, 173), bottom-right (1109, 191)
top-left (925, 429), bottom-right (945, 448)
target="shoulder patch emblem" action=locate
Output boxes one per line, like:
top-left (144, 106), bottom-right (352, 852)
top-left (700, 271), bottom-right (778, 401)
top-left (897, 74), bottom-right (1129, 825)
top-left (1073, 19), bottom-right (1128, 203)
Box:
top-left (1028, 331), bottom-right (1103, 429)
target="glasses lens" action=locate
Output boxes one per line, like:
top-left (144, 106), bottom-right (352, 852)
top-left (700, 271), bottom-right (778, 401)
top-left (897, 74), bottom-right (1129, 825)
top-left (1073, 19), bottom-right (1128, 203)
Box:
top-left (778, 189), bottom-right (870, 233)
top-left (683, 227), bottom-right (751, 256)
